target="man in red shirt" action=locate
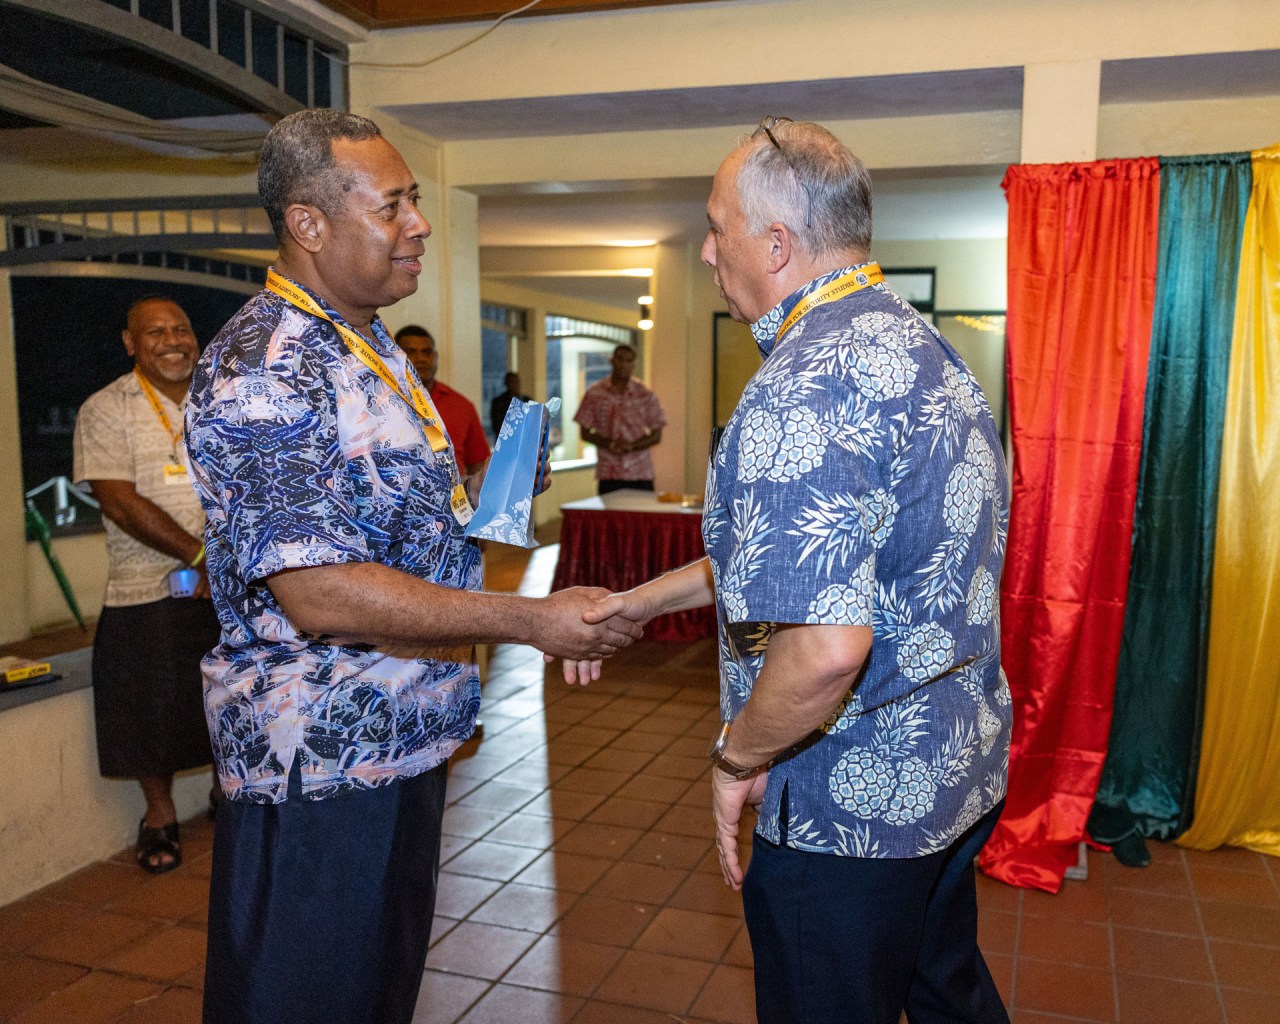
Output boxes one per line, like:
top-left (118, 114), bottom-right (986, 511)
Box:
top-left (394, 325), bottom-right (490, 476)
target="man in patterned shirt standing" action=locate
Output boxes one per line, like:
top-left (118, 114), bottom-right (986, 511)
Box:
top-left (186, 109), bottom-right (641, 1024)
top-left (579, 119), bottom-right (1012, 1023)
top-left (574, 343), bottom-right (667, 493)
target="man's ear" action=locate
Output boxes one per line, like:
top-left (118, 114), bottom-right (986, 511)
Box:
top-left (121, 329), bottom-right (135, 358)
top-left (765, 221), bottom-right (793, 275)
top-left (283, 203), bottom-right (326, 255)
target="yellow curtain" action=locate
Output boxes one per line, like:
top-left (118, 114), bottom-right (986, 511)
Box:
top-left (1179, 144), bottom-right (1280, 854)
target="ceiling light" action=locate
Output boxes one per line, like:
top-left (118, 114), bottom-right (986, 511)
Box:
top-left (638, 294), bottom-right (654, 305)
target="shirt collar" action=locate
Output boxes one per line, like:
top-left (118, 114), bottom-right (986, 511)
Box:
top-left (266, 268), bottom-right (395, 353)
top-left (750, 261), bottom-right (877, 357)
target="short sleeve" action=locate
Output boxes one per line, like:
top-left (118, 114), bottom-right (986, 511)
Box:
top-left (73, 387), bottom-right (133, 485)
top-left (187, 367), bottom-right (369, 584)
top-left (720, 377), bottom-right (882, 627)
top-left (643, 390), bottom-right (667, 432)
top-left (572, 388), bottom-right (599, 431)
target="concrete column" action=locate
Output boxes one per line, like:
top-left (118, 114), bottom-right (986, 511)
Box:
top-left (648, 242), bottom-right (693, 494)
top-left (1021, 60), bottom-right (1102, 164)
top-left (0, 230), bottom-right (32, 643)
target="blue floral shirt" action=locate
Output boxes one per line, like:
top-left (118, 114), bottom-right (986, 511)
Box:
top-left (704, 264), bottom-right (1012, 857)
top-left (186, 275), bottom-right (482, 804)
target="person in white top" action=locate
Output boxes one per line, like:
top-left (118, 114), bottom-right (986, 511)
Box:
top-left (73, 296), bottom-right (220, 874)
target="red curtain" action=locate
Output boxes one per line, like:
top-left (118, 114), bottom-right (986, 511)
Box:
top-left (978, 159), bottom-right (1160, 892)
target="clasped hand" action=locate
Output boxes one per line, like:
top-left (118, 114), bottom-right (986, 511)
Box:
top-left (539, 587), bottom-right (656, 685)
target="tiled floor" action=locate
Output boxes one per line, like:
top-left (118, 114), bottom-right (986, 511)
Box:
top-left (2, 542), bottom-right (1278, 1023)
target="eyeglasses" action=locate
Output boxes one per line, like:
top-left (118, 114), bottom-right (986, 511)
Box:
top-left (752, 115), bottom-right (813, 229)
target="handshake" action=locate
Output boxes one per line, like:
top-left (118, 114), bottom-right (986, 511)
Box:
top-left (534, 586), bottom-right (655, 685)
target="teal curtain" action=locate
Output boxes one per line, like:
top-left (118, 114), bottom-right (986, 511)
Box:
top-left (1089, 153), bottom-right (1252, 845)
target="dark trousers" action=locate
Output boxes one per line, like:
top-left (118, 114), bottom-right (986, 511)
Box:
top-left (598, 478), bottom-right (655, 495)
top-left (743, 802), bottom-right (1009, 1024)
top-left (203, 762), bottom-right (448, 1024)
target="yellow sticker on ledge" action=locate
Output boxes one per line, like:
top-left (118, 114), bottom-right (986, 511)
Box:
top-left (2, 660), bottom-right (52, 684)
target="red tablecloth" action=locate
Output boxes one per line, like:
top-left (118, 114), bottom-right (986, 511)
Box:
top-left (551, 500), bottom-right (715, 643)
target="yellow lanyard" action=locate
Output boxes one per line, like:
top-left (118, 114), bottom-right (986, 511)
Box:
top-left (775, 263), bottom-right (885, 347)
top-left (265, 270), bottom-right (450, 454)
top-left (134, 368), bottom-right (183, 457)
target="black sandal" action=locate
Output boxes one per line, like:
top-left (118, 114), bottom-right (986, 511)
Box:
top-left (135, 818), bottom-right (181, 874)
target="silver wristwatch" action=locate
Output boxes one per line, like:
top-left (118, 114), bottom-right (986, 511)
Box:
top-left (707, 721), bottom-right (765, 780)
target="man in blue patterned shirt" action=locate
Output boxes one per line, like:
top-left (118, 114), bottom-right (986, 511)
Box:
top-left (582, 119), bottom-right (1012, 1023)
top-left (187, 109), bottom-right (641, 1024)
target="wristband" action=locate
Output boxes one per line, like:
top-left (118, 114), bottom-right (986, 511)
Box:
top-left (189, 544), bottom-right (205, 568)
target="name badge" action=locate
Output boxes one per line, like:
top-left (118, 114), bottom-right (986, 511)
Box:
top-left (450, 482), bottom-right (474, 526)
top-left (162, 463), bottom-right (190, 485)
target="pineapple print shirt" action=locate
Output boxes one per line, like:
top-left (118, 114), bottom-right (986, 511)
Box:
top-left (703, 263), bottom-right (1012, 858)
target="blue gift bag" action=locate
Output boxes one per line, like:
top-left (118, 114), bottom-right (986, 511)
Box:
top-left (464, 397), bottom-right (559, 548)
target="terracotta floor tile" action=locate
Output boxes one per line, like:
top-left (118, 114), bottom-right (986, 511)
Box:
top-left (455, 781), bottom-right (543, 814)
top-left (554, 726), bottom-right (623, 749)
top-left (1113, 926), bottom-right (1215, 983)
top-left (633, 907), bottom-right (740, 961)
top-left (646, 752), bottom-right (713, 781)
top-left (101, 923), bottom-right (206, 982)
top-left (1017, 914), bottom-right (1111, 968)
top-left (8, 969), bottom-right (162, 1024)
top-left (173, 965), bottom-right (205, 989)
top-left (503, 935), bottom-right (624, 996)
top-left (656, 804), bottom-right (715, 839)
top-left (449, 752), bottom-right (520, 782)
top-left (0, 900), bottom-right (86, 956)
top-left (632, 713), bottom-right (695, 737)
top-left (458, 983), bottom-right (584, 1024)
top-left (606, 731), bottom-right (675, 755)
top-left (500, 761), bottom-right (571, 790)
top-left (543, 741), bottom-right (606, 767)
top-left (578, 709), bottom-right (645, 732)
top-left (25, 911), bottom-right (161, 969)
top-left (1201, 901), bottom-right (1280, 946)
top-left (1022, 877), bottom-right (1110, 924)
top-left (611, 773), bottom-right (689, 802)
top-left (1107, 889), bottom-right (1202, 936)
top-left (552, 894), bottom-right (656, 947)
top-left (412, 971), bottom-right (489, 1024)
top-left (986, 951), bottom-right (1014, 1008)
top-left (482, 813), bottom-right (571, 849)
top-left (0, 956), bottom-right (88, 1020)
top-left (978, 909), bottom-right (1018, 957)
top-left (429, 916), bottom-right (459, 948)
top-left (521, 789), bottom-right (607, 821)
top-left (106, 984), bottom-right (203, 1024)
top-left (1013, 958), bottom-right (1115, 1021)
top-left (593, 949), bottom-right (713, 1014)
top-left (554, 822), bottom-right (644, 859)
top-left (427, 921), bottom-right (538, 981)
top-left (570, 1000), bottom-right (680, 1024)
top-left (689, 963), bottom-right (756, 1024)
top-left (103, 875), bottom-right (210, 923)
top-left (975, 872), bottom-right (1023, 915)
top-left (445, 839), bottom-right (543, 882)
top-left (667, 872), bottom-right (745, 917)
top-left (624, 831), bottom-right (715, 871)
top-left (468, 883), bottom-right (579, 933)
top-left (582, 797), bottom-right (668, 831)
top-left (513, 851), bottom-right (614, 894)
top-left (33, 861), bottom-right (151, 908)
top-left (1210, 939), bottom-right (1280, 992)
top-left (590, 860), bottom-right (687, 905)
top-left (723, 924), bottom-right (754, 968)
top-left (1116, 971), bottom-right (1225, 1024)
top-left (439, 833), bottom-right (474, 866)
top-left (554, 767), bottom-right (631, 796)
top-left (1220, 986), bottom-right (1280, 1024)
top-left (1191, 865), bottom-right (1280, 906)
top-left (434, 872), bottom-right (504, 919)
top-left (1184, 845), bottom-right (1270, 875)
top-left (1105, 858), bottom-right (1194, 898)
top-left (441, 804), bottom-right (510, 839)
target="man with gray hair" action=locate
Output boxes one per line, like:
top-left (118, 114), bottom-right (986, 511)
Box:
top-left (186, 108), bottom-right (641, 1024)
top-left (578, 117), bottom-right (1012, 1022)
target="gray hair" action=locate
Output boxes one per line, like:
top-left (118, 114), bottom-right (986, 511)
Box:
top-left (734, 120), bottom-right (873, 258)
top-left (258, 109), bottom-right (383, 243)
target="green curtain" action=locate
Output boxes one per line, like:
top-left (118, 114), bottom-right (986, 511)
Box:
top-left (1088, 153), bottom-right (1251, 847)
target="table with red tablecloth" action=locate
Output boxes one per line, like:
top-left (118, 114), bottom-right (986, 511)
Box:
top-left (550, 490), bottom-right (716, 643)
